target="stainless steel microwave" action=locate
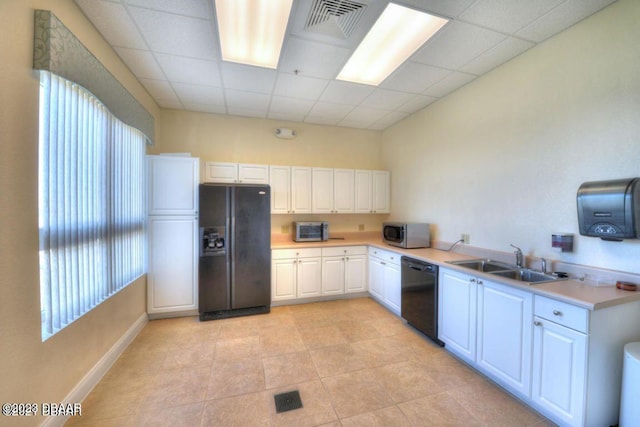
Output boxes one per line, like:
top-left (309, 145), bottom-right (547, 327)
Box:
top-left (383, 222), bottom-right (430, 248)
top-left (293, 221), bottom-right (329, 242)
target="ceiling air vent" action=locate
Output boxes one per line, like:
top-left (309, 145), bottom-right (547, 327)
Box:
top-left (305, 0), bottom-right (367, 39)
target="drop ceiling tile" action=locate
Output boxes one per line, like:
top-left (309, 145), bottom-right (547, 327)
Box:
top-left (156, 99), bottom-right (183, 109)
top-left (460, 37), bottom-right (534, 75)
top-left (279, 37), bottom-right (352, 79)
top-left (124, 0), bottom-right (211, 18)
top-left (400, 0), bottom-right (477, 18)
top-left (381, 61), bottom-right (451, 93)
top-left (459, 0), bottom-right (565, 34)
top-left (304, 116), bottom-right (341, 126)
top-left (155, 54), bottom-right (221, 86)
top-left (114, 47), bottom-right (165, 80)
top-left (361, 89), bottom-right (422, 110)
top-left (338, 119), bottom-right (373, 129)
top-left (220, 63), bottom-right (277, 94)
top-left (182, 103), bottom-right (227, 114)
top-left (268, 111), bottom-right (308, 122)
top-left (273, 73), bottom-right (330, 100)
top-left (139, 78), bottom-right (180, 103)
top-left (423, 71), bottom-right (476, 98)
top-left (319, 81), bottom-right (375, 105)
top-left (173, 83), bottom-right (225, 106)
top-left (269, 96), bottom-right (315, 116)
top-left (128, 6), bottom-right (216, 59)
top-left (226, 107), bottom-right (268, 119)
top-left (397, 95), bottom-right (439, 113)
top-left (225, 89), bottom-right (271, 111)
top-left (307, 102), bottom-right (354, 120)
top-left (516, 0), bottom-right (617, 43)
top-left (343, 106), bottom-right (390, 123)
top-left (412, 21), bottom-right (506, 70)
top-left (74, 0), bottom-right (148, 49)
top-left (369, 111), bottom-right (410, 130)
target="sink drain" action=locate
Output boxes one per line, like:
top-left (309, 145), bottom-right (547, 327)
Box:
top-left (274, 390), bottom-right (303, 413)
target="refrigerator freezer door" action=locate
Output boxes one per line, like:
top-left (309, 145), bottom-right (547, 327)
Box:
top-left (231, 185), bottom-right (271, 309)
top-left (199, 185), bottom-right (230, 312)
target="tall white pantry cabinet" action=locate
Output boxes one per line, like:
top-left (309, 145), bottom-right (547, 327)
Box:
top-left (147, 155), bottom-right (199, 317)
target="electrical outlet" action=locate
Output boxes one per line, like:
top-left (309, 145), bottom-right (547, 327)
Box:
top-left (461, 233), bottom-right (470, 244)
top-left (358, 224), bottom-right (365, 231)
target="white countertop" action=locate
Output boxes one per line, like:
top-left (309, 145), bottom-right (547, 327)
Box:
top-left (272, 233), bottom-right (640, 311)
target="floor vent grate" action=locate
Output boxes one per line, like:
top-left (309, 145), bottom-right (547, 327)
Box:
top-left (274, 390), bottom-right (303, 413)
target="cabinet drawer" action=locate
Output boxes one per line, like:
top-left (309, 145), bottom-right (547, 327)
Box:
top-left (368, 247), bottom-right (401, 265)
top-left (272, 248), bottom-right (322, 260)
top-left (322, 245), bottom-right (367, 257)
top-left (534, 295), bottom-right (589, 333)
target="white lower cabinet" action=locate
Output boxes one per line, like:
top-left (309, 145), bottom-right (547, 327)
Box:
top-left (147, 216), bottom-right (198, 314)
top-left (368, 247), bottom-right (401, 315)
top-left (439, 267), bottom-right (640, 427)
top-left (271, 248), bottom-right (322, 301)
top-left (532, 307), bottom-right (587, 427)
top-left (322, 246), bottom-right (367, 295)
top-left (477, 279), bottom-right (532, 399)
top-left (438, 268), bottom-right (478, 363)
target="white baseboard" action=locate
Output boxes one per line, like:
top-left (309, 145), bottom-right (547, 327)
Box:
top-left (41, 313), bottom-right (148, 427)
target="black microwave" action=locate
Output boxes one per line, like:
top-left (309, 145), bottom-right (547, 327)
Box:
top-left (383, 222), bottom-right (430, 248)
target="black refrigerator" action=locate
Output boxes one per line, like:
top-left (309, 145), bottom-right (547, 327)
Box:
top-left (198, 183), bottom-right (271, 320)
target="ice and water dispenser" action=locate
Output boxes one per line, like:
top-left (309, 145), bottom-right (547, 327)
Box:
top-left (201, 226), bottom-right (226, 256)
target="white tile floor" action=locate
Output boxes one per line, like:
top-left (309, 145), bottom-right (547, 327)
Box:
top-left (67, 298), bottom-right (555, 426)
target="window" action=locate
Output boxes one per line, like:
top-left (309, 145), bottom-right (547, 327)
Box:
top-left (38, 71), bottom-right (146, 340)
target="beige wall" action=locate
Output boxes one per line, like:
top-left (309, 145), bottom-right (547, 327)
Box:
top-left (0, 1), bottom-right (158, 423)
top-left (155, 110), bottom-right (387, 234)
top-left (382, 0), bottom-right (640, 273)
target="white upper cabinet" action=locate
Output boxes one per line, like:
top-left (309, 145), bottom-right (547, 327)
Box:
top-left (147, 155), bottom-right (199, 215)
top-left (204, 161), bottom-right (269, 184)
top-left (269, 165), bottom-right (312, 214)
top-left (355, 170), bottom-right (390, 214)
top-left (312, 168), bottom-right (355, 214)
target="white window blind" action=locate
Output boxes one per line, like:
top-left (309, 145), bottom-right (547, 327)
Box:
top-left (38, 71), bottom-right (146, 341)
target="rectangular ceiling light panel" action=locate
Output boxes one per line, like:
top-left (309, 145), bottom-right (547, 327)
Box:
top-left (337, 3), bottom-right (448, 86)
top-left (216, 0), bottom-right (293, 69)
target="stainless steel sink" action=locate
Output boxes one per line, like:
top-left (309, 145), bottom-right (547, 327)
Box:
top-left (446, 258), bottom-right (515, 273)
top-left (446, 258), bottom-right (567, 284)
top-left (490, 269), bottom-right (567, 284)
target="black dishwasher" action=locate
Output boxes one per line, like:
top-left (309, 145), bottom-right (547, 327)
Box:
top-left (401, 256), bottom-right (443, 346)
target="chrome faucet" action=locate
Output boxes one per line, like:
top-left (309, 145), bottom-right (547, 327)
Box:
top-left (510, 244), bottom-right (524, 268)
top-left (540, 258), bottom-right (547, 273)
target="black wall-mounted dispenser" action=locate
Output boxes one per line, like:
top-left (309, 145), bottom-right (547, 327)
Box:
top-left (577, 178), bottom-right (640, 241)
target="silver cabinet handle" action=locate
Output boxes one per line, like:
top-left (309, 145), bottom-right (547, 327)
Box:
top-left (478, 280), bottom-right (483, 285)
top-left (553, 310), bottom-right (562, 316)
top-left (534, 321), bottom-right (542, 326)
top-left (470, 278), bottom-right (476, 283)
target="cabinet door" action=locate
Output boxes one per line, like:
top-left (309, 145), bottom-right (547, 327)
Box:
top-left (354, 170), bottom-right (373, 213)
top-left (312, 167), bottom-right (334, 213)
top-left (204, 161), bottom-right (237, 183)
top-left (368, 257), bottom-right (385, 300)
top-left (271, 258), bottom-right (297, 301)
top-left (297, 257), bottom-right (322, 298)
top-left (477, 280), bottom-right (533, 398)
top-left (532, 317), bottom-right (587, 427)
top-left (438, 268), bottom-right (477, 363)
top-left (270, 165), bottom-right (291, 214)
top-left (291, 166), bottom-right (312, 214)
top-left (148, 156), bottom-right (199, 215)
top-left (334, 169), bottom-right (355, 213)
top-left (372, 170), bottom-right (390, 213)
top-left (238, 163), bottom-right (269, 184)
top-left (345, 255), bottom-right (367, 293)
top-left (147, 217), bottom-right (198, 313)
top-left (322, 256), bottom-right (345, 295)
top-left (384, 262), bottom-right (401, 315)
